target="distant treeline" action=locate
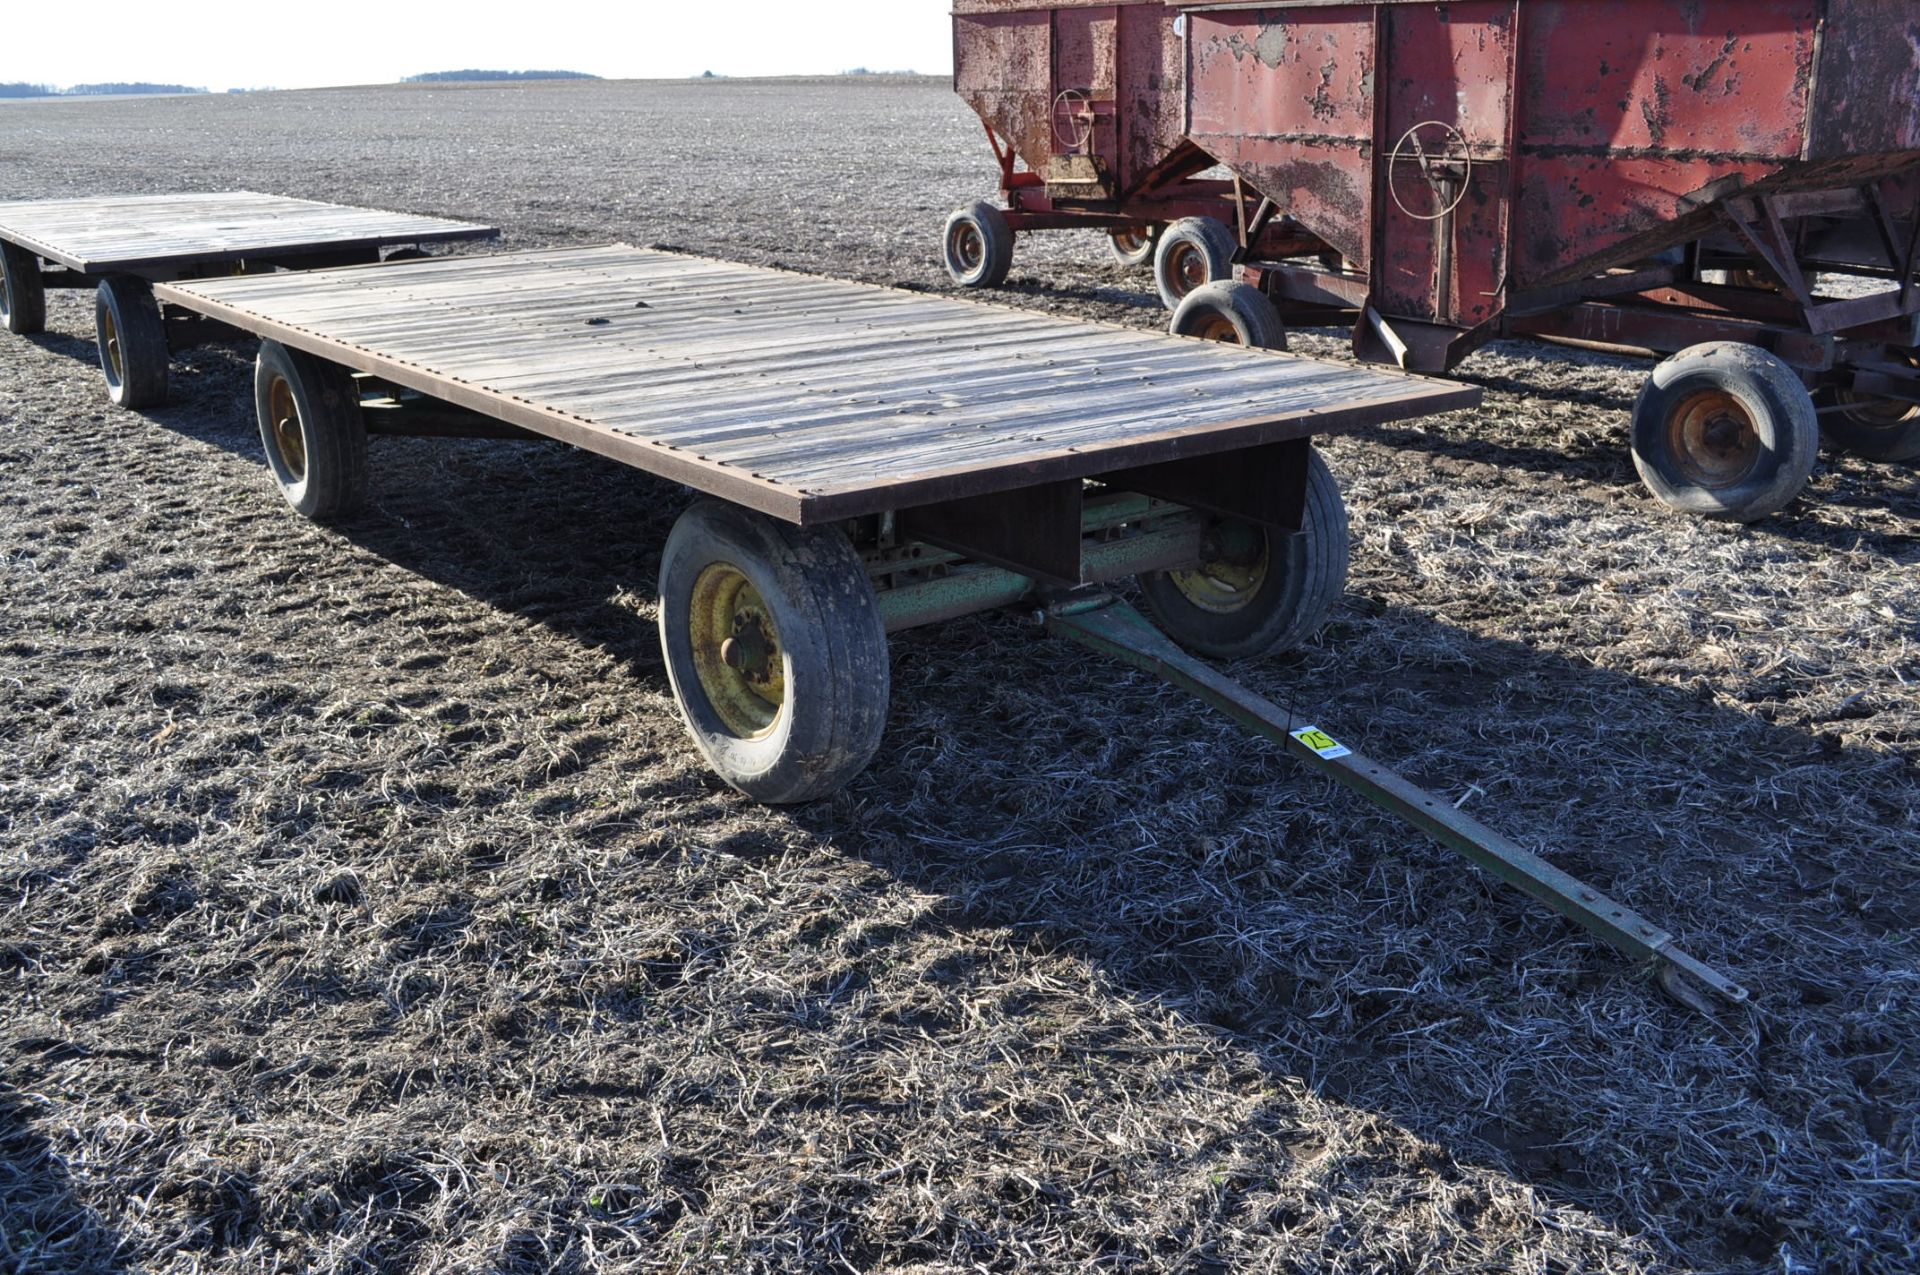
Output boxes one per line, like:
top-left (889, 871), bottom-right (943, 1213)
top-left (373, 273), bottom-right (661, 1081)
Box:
top-left (1, 81), bottom-right (207, 98)
top-left (404, 70), bottom-right (600, 83)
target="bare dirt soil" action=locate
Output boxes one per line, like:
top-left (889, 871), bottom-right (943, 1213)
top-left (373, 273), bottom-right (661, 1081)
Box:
top-left (1, 79), bottom-right (1916, 1274)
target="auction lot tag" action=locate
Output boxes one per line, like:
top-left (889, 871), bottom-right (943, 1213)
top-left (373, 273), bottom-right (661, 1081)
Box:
top-left (1290, 727), bottom-right (1352, 760)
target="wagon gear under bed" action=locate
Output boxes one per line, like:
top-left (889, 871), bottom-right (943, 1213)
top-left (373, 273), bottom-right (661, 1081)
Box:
top-left (153, 244), bottom-right (1745, 1009)
top-left (0, 191), bottom-right (497, 408)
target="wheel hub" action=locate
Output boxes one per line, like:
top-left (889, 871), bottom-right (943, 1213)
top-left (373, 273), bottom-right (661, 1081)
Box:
top-left (689, 563), bottom-right (785, 738)
top-left (1112, 228), bottom-right (1148, 255)
top-left (267, 374), bottom-right (308, 482)
top-left (1171, 520), bottom-right (1270, 614)
top-left (1169, 242), bottom-right (1207, 296)
top-left (950, 223), bottom-right (985, 273)
top-left (1666, 389), bottom-right (1761, 489)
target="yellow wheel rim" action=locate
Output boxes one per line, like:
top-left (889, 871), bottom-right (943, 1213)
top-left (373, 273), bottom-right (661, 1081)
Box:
top-left (1666, 388), bottom-right (1760, 489)
top-left (689, 562), bottom-right (786, 738)
top-left (100, 306), bottom-right (124, 385)
top-left (1170, 522), bottom-right (1270, 614)
top-left (267, 374), bottom-right (307, 482)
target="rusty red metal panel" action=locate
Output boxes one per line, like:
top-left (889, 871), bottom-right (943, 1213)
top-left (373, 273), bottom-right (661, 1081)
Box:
top-left (1375, 1), bottom-right (1514, 325)
top-left (1521, 0), bottom-right (1815, 159)
top-left (1116, 2), bottom-right (1187, 189)
top-left (1510, 0), bottom-right (1818, 287)
top-left (956, 10), bottom-right (1055, 173)
top-left (1808, 0), bottom-right (1920, 160)
top-left (1184, 6), bottom-right (1378, 268)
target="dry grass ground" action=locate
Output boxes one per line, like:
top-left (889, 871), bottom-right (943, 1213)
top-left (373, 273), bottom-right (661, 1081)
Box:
top-left (1, 79), bottom-right (1916, 1273)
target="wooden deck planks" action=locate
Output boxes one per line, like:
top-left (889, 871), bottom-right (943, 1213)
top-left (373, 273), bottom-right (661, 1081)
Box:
top-left (156, 245), bottom-right (1479, 524)
top-left (0, 191), bottom-right (496, 273)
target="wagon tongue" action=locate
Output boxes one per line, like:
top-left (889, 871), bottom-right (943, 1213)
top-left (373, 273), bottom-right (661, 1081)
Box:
top-left (1044, 594), bottom-right (1750, 1017)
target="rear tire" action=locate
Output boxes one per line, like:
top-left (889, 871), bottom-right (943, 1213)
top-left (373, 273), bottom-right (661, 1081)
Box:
top-left (1138, 448), bottom-right (1350, 659)
top-left (659, 501), bottom-right (890, 804)
top-left (95, 277), bottom-right (169, 409)
top-left (1107, 224), bottom-right (1161, 269)
top-left (1, 241), bottom-right (45, 335)
top-left (1153, 217), bottom-right (1237, 311)
top-left (1630, 342), bottom-right (1819, 521)
top-left (254, 339), bottom-right (368, 521)
top-left (942, 201), bottom-right (1014, 289)
top-left (1824, 364), bottom-right (1920, 462)
top-left (1169, 281), bottom-right (1287, 350)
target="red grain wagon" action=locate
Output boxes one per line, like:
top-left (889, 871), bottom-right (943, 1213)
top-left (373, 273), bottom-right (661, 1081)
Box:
top-left (946, 1), bottom-right (1920, 521)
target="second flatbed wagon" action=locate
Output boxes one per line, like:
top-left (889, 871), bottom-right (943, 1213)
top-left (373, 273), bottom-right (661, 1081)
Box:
top-left (0, 191), bottom-right (497, 408)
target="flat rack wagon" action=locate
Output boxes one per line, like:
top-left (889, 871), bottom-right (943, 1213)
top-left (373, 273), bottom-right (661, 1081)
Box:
top-left (150, 244), bottom-right (1747, 1010)
top-left (0, 191), bottom-right (497, 408)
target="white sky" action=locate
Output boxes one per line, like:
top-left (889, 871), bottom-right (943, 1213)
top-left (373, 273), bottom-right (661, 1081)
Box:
top-left (3, 1), bottom-right (957, 93)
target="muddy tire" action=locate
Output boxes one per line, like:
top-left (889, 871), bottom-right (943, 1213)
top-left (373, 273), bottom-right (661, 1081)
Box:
top-left (1107, 224), bottom-right (1161, 269)
top-left (1824, 377), bottom-right (1920, 463)
top-left (254, 339), bottom-right (368, 521)
top-left (659, 501), bottom-right (889, 804)
top-left (1630, 342), bottom-right (1819, 521)
top-left (942, 201), bottom-right (1014, 289)
top-left (0, 241), bottom-right (45, 336)
top-left (95, 277), bottom-right (169, 409)
top-left (1169, 281), bottom-right (1287, 350)
top-left (1153, 216), bottom-right (1237, 310)
top-left (1138, 448), bottom-right (1350, 659)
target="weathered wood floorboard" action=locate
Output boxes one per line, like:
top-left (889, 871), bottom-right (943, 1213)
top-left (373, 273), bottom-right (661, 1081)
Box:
top-left (158, 245), bottom-right (1479, 523)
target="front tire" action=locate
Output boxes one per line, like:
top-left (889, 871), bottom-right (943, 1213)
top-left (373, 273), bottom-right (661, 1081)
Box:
top-left (942, 201), bottom-right (1014, 289)
top-left (658, 502), bottom-right (890, 804)
top-left (1138, 448), bottom-right (1350, 659)
top-left (1152, 217), bottom-right (1237, 311)
top-left (95, 277), bottom-right (169, 408)
top-left (254, 339), bottom-right (368, 521)
top-left (1169, 281), bottom-right (1287, 350)
top-left (1, 241), bottom-right (45, 335)
top-left (1630, 342), bottom-right (1819, 521)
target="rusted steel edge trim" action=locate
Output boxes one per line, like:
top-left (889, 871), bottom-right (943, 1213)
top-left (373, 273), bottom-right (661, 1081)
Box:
top-left (150, 285), bottom-right (811, 524)
top-left (796, 382), bottom-right (1481, 523)
top-left (1046, 598), bottom-right (1751, 1013)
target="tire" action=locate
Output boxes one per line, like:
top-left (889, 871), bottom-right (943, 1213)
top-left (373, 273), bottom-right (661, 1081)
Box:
top-left (254, 339), bottom-right (368, 521)
top-left (942, 201), bottom-right (1014, 288)
top-left (1629, 342), bottom-right (1820, 521)
top-left (1138, 448), bottom-right (1350, 659)
top-left (95, 277), bottom-right (169, 409)
top-left (1107, 224), bottom-right (1161, 269)
top-left (0, 241), bottom-right (45, 335)
top-left (659, 502), bottom-right (890, 804)
top-left (1169, 281), bottom-right (1287, 350)
top-left (381, 246), bottom-right (431, 263)
top-left (1153, 216), bottom-right (1237, 310)
top-left (1824, 367), bottom-right (1920, 463)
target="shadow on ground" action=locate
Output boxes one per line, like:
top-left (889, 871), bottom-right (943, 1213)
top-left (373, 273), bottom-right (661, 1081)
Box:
top-left (272, 428), bottom-right (1920, 1272)
top-left (0, 1080), bottom-right (127, 1271)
